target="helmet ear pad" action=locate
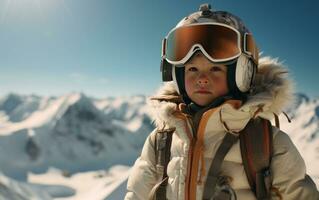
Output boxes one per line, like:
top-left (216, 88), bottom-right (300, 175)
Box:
top-left (235, 54), bottom-right (256, 93)
top-left (226, 55), bottom-right (257, 99)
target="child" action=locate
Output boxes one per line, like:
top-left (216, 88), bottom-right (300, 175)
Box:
top-left (125, 3), bottom-right (319, 200)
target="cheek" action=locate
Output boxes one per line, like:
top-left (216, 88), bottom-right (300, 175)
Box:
top-left (185, 75), bottom-right (195, 94)
top-left (211, 75), bottom-right (224, 84)
top-left (211, 75), bottom-right (228, 93)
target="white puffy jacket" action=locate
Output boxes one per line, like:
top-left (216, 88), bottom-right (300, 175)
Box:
top-left (125, 57), bottom-right (319, 200)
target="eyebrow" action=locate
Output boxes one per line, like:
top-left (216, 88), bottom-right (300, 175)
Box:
top-left (212, 65), bottom-right (225, 68)
top-left (212, 65), bottom-right (227, 70)
top-left (193, 64), bottom-right (225, 68)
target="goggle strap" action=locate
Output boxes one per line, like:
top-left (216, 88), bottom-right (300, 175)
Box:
top-left (161, 59), bottom-right (173, 81)
top-left (161, 38), bottom-right (167, 58)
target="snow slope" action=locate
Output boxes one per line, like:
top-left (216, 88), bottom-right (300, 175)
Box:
top-left (279, 94), bottom-right (319, 183)
top-left (0, 172), bottom-right (53, 200)
top-left (28, 165), bottom-right (130, 200)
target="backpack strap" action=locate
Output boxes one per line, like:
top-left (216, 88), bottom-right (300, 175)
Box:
top-left (148, 118), bottom-right (273, 200)
top-left (148, 127), bottom-right (175, 200)
top-left (239, 118), bottom-right (273, 200)
top-left (202, 132), bottom-right (239, 200)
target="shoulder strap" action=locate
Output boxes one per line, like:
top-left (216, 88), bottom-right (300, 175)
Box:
top-left (202, 132), bottom-right (239, 200)
top-left (148, 127), bottom-right (175, 200)
top-left (239, 118), bottom-right (273, 200)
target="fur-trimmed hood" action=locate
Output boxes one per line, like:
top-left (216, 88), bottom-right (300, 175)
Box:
top-left (147, 57), bottom-right (294, 129)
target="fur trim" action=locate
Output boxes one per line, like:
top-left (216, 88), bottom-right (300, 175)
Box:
top-left (146, 82), bottom-right (181, 128)
top-left (245, 56), bottom-right (294, 116)
top-left (147, 56), bottom-right (295, 125)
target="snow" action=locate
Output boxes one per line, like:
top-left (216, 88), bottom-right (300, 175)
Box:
top-left (0, 172), bottom-right (52, 200)
top-left (112, 117), bottom-right (143, 132)
top-left (0, 92), bottom-right (151, 182)
top-left (94, 100), bottom-right (111, 111)
top-left (27, 165), bottom-right (130, 200)
top-left (279, 94), bottom-right (319, 186)
top-left (0, 94), bottom-right (81, 135)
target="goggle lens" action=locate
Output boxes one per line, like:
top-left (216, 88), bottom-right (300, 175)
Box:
top-left (245, 33), bottom-right (259, 64)
top-left (165, 24), bottom-right (240, 63)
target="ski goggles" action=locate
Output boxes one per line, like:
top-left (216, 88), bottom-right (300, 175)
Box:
top-left (161, 22), bottom-right (258, 65)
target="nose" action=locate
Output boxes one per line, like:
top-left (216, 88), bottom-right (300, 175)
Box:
top-left (197, 73), bottom-right (209, 86)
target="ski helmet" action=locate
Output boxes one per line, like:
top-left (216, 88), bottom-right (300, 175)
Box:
top-left (160, 3), bottom-right (259, 104)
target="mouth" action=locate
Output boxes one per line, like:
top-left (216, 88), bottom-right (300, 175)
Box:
top-left (195, 90), bottom-right (211, 94)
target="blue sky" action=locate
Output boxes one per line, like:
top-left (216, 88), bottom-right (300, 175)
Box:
top-left (0, 0), bottom-right (318, 98)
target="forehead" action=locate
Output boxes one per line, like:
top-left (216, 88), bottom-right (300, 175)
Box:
top-left (185, 51), bottom-right (227, 68)
top-left (186, 51), bottom-right (208, 64)
top-left (189, 51), bottom-right (205, 59)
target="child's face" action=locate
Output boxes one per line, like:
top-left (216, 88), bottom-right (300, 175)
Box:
top-left (184, 51), bottom-right (229, 106)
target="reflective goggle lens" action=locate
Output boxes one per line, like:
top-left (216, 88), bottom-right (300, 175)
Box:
top-left (165, 24), bottom-right (240, 63)
top-left (245, 33), bottom-right (259, 64)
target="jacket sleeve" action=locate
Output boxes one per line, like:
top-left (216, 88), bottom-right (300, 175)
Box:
top-left (271, 127), bottom-right (319, 199)
top-left (124, 129), bottom-right (158, 200)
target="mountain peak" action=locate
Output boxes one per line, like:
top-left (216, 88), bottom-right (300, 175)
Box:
top-left (0, 93), bottom-right (24, 114)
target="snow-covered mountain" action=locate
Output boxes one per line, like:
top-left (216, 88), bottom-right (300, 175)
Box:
top-left (279, 93), bottom-right (319, 181)
top-left (0, 93), bottom-right (153, 181)
top-left (0, 92), bottom-right (318, 199)
top-left (0, 172), bottom-right (53, 200)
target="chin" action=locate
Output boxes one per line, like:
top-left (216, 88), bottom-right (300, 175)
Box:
top-left (192, 95), bottom-right (214, 105)
top-left (194, 99), bottom-right (211, 106)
